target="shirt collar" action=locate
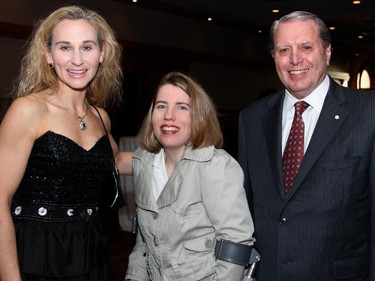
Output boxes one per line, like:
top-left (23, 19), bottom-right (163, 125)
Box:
top-left (284, 75), bottom-right (330, 113)
top-left (153, 148), bottom-right (165, 169)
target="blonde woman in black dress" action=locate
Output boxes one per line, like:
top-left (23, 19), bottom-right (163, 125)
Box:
top-left (0, 5), bottom-right (122, 281)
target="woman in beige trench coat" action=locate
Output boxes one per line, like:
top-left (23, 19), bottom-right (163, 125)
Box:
top-left (117, 72), bottom-right (255, 281)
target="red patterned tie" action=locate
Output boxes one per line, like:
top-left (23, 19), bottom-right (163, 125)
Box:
top-left (282, 101), bottom-right (309, 196)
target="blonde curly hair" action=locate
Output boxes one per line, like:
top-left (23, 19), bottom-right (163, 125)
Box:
top-left (12, 5), bottom-right (123, 109)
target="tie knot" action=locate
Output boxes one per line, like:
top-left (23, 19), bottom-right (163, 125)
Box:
top-left (294, 101), bottom-right (309, 116)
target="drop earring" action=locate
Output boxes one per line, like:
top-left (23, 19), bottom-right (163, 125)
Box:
top-left (49, 63), bottom-right (54, 68)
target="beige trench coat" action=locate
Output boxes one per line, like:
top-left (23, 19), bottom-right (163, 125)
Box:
top-left (125, 146), bottom-right (255, 281)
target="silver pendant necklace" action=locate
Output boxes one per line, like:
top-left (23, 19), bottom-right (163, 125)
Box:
top-left (55, 96), bottom-right (88, 130)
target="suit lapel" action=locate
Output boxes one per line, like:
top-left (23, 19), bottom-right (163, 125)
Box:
top-left (288, 80), bottom-right (349, 199)
top-left (262, 92), bottom-right (285, 199)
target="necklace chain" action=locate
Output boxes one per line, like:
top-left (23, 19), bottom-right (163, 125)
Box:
top-left (55, 96), bottom-right (88, 131)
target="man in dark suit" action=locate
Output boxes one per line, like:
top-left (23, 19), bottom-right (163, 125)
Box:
top-left (238, 11), bottom-right (375, 281)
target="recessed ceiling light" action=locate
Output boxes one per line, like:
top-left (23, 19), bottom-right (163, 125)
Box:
top-left (207, 17), bottom-right (213, 22)
top-left (132, 0), bottom-right (138, 3)
top-left (272, 9), bottom-right (280, 13)
top-left (329, 26), bottom-right (336, 30)
top-left (353, 0), bottom-right (361, 4)
top-left (358, 35), bottom-right (364, 39)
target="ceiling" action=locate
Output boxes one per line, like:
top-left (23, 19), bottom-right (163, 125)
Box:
top-left (123, 0), bottom-right (375, 55)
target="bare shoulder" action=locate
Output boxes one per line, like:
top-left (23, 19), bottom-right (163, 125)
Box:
top-left (92, 105), bottom-right (111, 131)
top-left (7, 94), bottom-right (47, 117)
top-left (2, 93), bottom-right (48, 138)
top-left (93, 106), bottom-right (110, 119)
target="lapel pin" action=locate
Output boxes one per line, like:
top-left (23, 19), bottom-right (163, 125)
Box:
top-left (335, 115), bottom-right (340, 120)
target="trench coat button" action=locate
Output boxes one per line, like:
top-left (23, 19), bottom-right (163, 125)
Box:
top-left (154, 237), bottom-right (159, 246)
top-left (205, 238), bottom-right (214, 248)
top-left (280, 217), bottom-right (287, 224)
top-left (153, 213), bottom-right (158, 219)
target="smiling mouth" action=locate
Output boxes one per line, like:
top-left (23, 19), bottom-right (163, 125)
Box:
top-left (289, 69), bottom-right (309, 75)
top-left (67, 69), bottom-right (87, 74)
top-left (161, 125), bottom-right (179, 133)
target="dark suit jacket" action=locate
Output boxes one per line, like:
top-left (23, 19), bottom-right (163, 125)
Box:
top-left (238, 78), bottom-right (375, 281)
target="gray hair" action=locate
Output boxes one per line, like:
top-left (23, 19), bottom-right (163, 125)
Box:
top-left (268, 11), bottom-right (331, 55)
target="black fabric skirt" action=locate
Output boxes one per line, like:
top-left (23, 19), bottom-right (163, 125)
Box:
top-left (14, 216), bottom-right (115, 281)
top-left (20, 264), bottom-right (115, 281)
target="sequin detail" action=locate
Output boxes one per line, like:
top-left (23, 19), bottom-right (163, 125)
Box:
top-left (12, 131), bottom-right (113, 206)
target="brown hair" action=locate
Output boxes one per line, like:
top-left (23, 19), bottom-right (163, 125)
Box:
top-left (138, 71), bottom-right (223, 152)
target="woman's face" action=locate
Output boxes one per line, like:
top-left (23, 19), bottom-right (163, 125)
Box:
top-left (45, 19), bottom-right (104, 92)
top-left (152, 84), bottom-right (192, 154)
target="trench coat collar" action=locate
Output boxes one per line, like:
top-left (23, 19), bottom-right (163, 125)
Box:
top-left (134, 146), bottom-right (215, 211)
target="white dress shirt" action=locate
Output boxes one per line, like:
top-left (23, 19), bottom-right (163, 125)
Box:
top-left (152, 149), bottom-right (168, 200)
top-left (282, 75), bottom-right (330, 155)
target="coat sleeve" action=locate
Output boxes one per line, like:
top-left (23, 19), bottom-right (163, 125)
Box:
top-left (238, 110), bottom-right (253, 212)
top-left (125, 230), bottom-right (149, 281)
top-left (201, 149), bottom-right (255, 281)
top-left (125, 155), bottom-right (149, 281)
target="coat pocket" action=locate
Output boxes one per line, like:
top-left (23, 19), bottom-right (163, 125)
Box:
top-left (179, 232), bottom-right (216, 280)
top-left (319, 156), bottom-right (360, 171)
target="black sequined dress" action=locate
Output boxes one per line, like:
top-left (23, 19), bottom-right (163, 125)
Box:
top-left (11, 131), bottom-right (116, 280)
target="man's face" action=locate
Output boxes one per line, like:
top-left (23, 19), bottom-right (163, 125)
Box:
top-left (273, 19), bottom-right (331, 99)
